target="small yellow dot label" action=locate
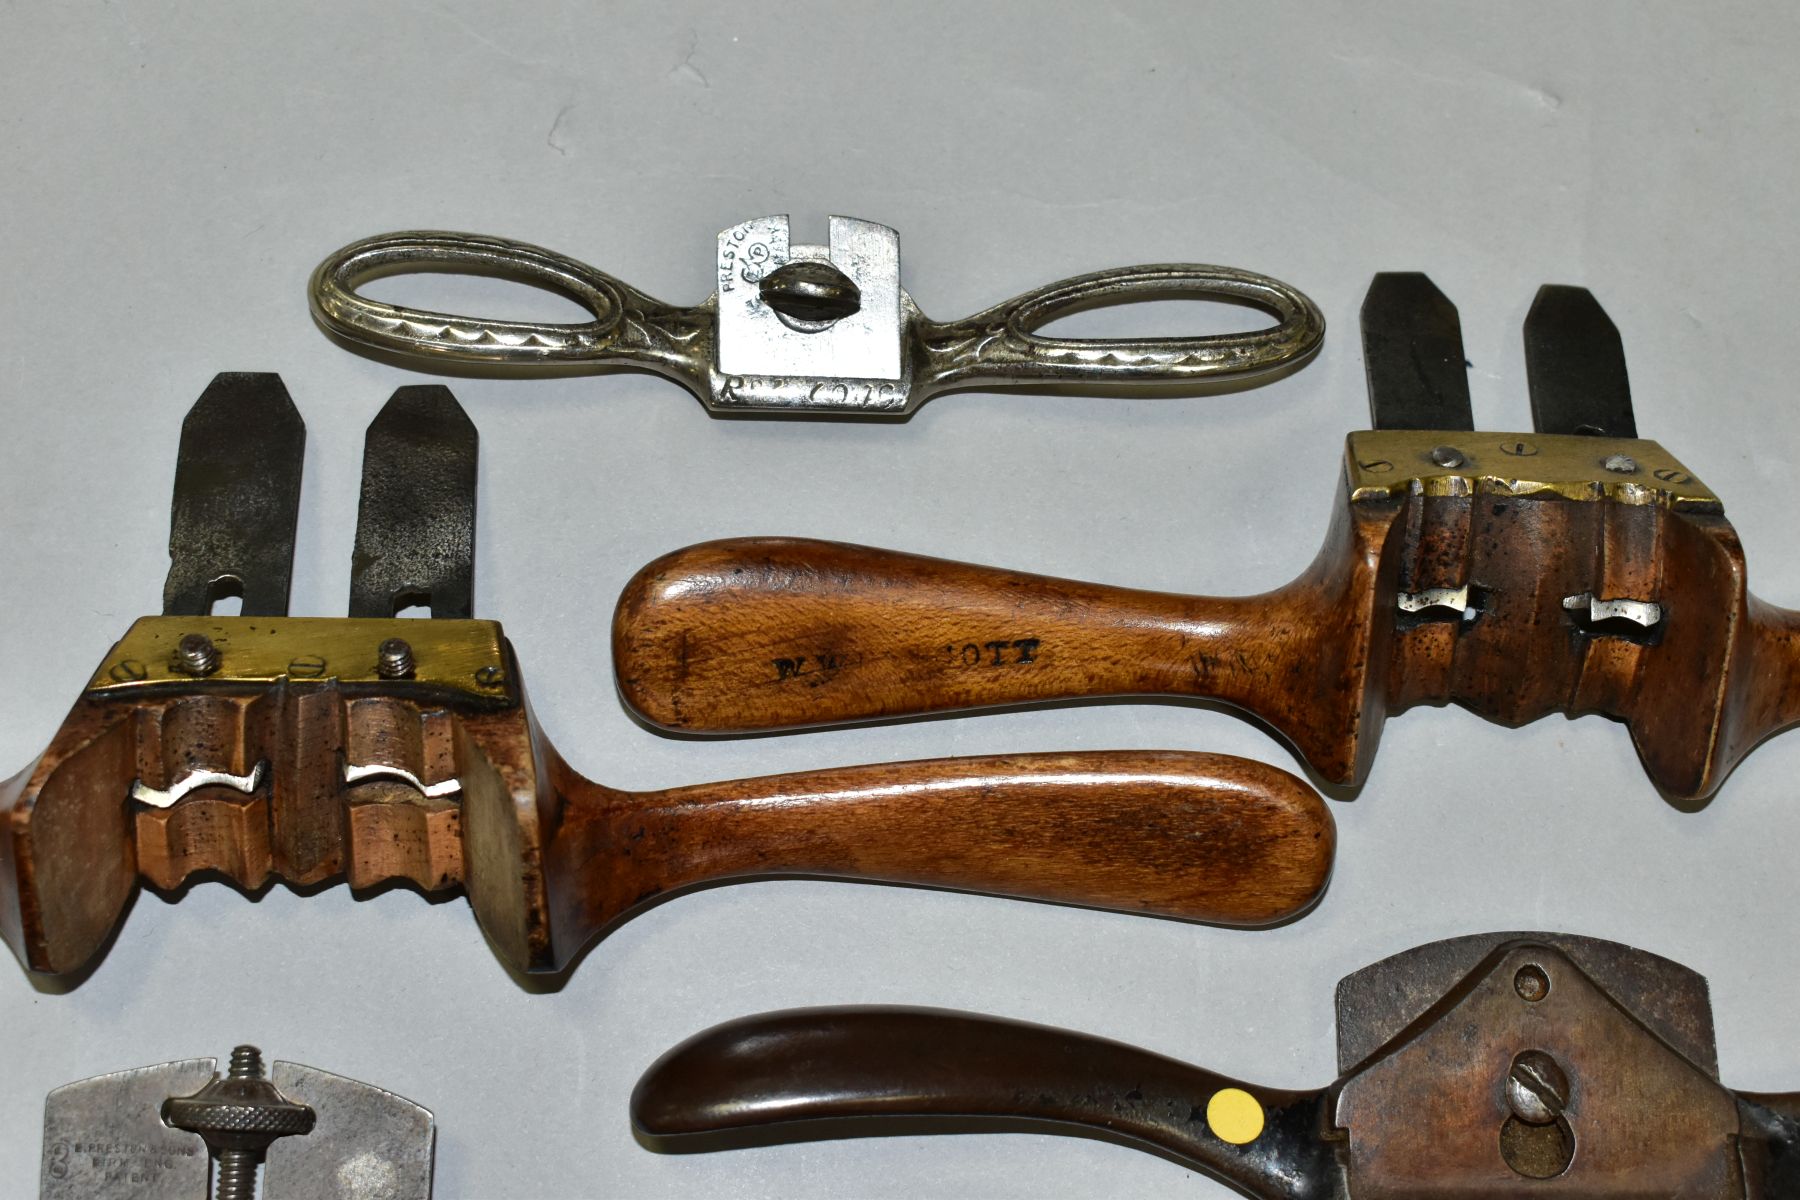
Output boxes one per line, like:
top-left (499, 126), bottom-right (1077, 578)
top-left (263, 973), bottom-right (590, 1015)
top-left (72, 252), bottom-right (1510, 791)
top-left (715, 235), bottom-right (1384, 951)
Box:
top-left (1206, 1087), bottom-right (1265, 1145)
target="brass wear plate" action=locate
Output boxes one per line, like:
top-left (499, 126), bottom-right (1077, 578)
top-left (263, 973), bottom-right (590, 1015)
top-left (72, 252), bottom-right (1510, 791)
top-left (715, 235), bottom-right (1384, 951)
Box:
top-left (1345, 430), bottom-right (1720, 511)
top-left (86, 616), bottom-right (511, 704)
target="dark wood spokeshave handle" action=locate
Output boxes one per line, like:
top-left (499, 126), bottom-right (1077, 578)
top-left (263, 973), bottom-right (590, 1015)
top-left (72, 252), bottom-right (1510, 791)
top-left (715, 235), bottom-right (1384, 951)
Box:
top-left (632, 1006), bottom-right (1334, 1200)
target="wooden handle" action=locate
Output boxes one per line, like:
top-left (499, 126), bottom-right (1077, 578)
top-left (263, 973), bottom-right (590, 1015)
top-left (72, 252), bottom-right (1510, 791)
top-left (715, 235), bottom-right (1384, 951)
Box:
top-left (4, 703), bottom-right (1329, 980)
top-left (632, 1006), bottom-right (1334, 1200)
top-left (613, 530), bottom-right (1385, 783)
top-left (1703, 599), bottom-right (1800, 798)
top-left (538, 751), bottom-right (1333, 968)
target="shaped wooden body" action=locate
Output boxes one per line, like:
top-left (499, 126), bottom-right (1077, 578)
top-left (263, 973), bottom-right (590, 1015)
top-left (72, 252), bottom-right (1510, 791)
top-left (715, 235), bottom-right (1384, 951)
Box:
top-left (0, 616), bottom-right (1334, 979)
top-left (615, 278), bottom-right (1800, 804)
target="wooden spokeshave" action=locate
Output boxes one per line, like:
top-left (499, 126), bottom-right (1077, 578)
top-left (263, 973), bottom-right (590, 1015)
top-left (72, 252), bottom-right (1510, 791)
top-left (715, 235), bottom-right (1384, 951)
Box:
top-left (613, 275), bottom-right (1794, 803)
top-left (635, 932), bottom-right (1800, 1197)
top-left (0, 375), bottom-right (1334, 981)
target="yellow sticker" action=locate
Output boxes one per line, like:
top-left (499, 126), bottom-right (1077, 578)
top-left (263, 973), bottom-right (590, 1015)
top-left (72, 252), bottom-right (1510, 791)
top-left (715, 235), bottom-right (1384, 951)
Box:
top-left (1206, 1087), bottom-right (1265, 1145)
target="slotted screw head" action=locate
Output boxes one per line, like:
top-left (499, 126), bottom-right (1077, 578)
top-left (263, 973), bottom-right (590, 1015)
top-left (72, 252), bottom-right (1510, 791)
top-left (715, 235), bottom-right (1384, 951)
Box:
top-left (1506, 1050), bottom-right (1570, 1125)
top-left (759, 260), bottom-right (862, 325)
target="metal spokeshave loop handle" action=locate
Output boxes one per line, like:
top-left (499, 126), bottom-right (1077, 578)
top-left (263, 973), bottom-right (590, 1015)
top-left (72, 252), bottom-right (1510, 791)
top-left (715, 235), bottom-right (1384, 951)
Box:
top-left (308, 231), bottom-right (711, 388)
top-left (311, 231), bottom-right (630, 361)
top-left (309, 219), bottom-right (1323, 415)
top-left (918, 262), bottom-right (1324, 391)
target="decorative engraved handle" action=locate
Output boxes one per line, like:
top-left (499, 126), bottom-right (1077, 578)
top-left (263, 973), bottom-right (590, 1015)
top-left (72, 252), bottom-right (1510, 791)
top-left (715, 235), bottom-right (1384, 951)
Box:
top-left (308, 231), bottom-right (711, 386)
top-left (312, 231), bottom-right (1324, 413)
top-left (917, 263), bottom-right (1325, 392)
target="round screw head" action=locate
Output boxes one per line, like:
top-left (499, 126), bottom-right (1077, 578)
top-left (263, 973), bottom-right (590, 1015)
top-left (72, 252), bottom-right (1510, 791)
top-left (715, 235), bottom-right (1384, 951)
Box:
top-left (1429, 445), bottom-right (1466, 468)
top-left (1506, 1050), bottom-right (1570, 1125)
top-left (377, 637), bottom-right (416, 680)
top-left (1514, 963), bottom-right (1550, 1002)
top-left (176, 633), bottom-right (220, 676)
top-left (1603, 453), bottom-right (1639, 474)
top-left (758, 260), bottom-right (862, 325)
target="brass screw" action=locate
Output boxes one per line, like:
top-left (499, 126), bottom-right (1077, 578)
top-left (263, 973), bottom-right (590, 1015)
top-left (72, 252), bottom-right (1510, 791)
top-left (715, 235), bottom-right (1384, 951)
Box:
top-left (176, 633), bottom-right (220, 676)
top-left (377, 638), bottom-right (416, 680)
top-left (1499, 439), bottom-right (1539, 457)
top-left (287, 654), bottom-right (327, 678)
top-left (475, 665), bottom-right (505, 688)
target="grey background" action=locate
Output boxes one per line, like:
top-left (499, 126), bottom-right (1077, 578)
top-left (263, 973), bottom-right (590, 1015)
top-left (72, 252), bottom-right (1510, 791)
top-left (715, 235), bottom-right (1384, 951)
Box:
top-left (3, 2), bottom-right (1797, 1196)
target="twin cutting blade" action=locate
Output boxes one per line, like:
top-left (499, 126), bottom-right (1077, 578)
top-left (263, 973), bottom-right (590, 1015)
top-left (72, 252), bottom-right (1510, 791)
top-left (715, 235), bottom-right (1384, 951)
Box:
top-left (1524, 284), bottom-right (1637, 437)
top-left (163, 376), bottom-right (478, 622)
top-left (162, 373), bottom-right (306, 617)
top-left (1362, 272), bottom-right (1638, 436)
top-left (348, 386), bottom-right (479, 619)
top-left (1361, 272), bottom-right (1474, 431)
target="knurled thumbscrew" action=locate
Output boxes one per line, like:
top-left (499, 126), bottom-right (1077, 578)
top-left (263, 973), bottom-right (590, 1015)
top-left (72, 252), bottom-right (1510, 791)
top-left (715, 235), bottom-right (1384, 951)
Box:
top-left (162, 1045), bottom-right (316, 1200)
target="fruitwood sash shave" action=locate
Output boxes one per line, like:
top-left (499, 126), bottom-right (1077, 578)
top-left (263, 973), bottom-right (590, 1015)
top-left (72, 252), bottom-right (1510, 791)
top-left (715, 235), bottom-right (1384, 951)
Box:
top-left (634, 933), bottom-right (1800, 1198)
top-left (309, 216), bottom-right (1324, 415)
top-left (0, 375), bottom-right (1333, 981)
top-left (614, 275), bottom-right (1790, 802)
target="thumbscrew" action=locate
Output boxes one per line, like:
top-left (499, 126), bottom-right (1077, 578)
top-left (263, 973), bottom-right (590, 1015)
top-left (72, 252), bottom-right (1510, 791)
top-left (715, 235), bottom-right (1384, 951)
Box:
top-left (163, 1045), bottom-right (316, 1200)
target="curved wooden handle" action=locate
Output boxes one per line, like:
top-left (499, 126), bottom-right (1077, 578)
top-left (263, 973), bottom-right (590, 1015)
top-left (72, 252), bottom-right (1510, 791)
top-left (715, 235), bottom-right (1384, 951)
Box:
top-left (538, 751), bottom-right (1333, 967)
top-left (613, 530), bottom-right (1386, 783)
top-left (632, 1006), bottom-right (1334, 1200)
top-left (1701, 598), bottom-right (1800, 799)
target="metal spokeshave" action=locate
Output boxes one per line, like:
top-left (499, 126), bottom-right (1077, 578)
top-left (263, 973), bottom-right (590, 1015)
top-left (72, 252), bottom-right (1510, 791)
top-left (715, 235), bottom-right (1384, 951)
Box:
top-left (632, 933), bottom-right (1800, 1198)
top-left (307, 216), bottom-right (1325, 415)
top-left (40, 1044), bottom-right (433, 1199)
